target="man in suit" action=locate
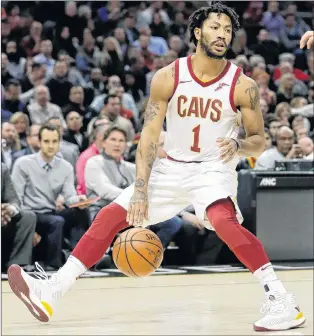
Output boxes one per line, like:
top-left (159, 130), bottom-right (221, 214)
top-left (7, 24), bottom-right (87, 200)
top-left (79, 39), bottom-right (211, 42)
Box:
top-left (1, 163), bottom-right (37, 272)
top-left (46, 116), bottom-right (79, 171)
top-left (12, 124), bottom-right (41, 165)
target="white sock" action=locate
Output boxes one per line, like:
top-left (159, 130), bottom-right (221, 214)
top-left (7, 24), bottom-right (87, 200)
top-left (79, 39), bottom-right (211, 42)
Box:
top-left (57, 256), bottom-right (87, 288)
top-left (253, 263), bottom-right (287, 295)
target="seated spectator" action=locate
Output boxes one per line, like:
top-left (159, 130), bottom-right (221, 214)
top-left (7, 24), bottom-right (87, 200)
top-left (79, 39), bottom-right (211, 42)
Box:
top-left (88, 94), bottom-right (135, 147)
top-left (1, 163), bottom-right (36, 272)
top-left (46, 117), bottom-right (79, 171)
top-left (1, 53), bottom-right (14, 87)
top-left (9, 112), bottom-right (28, 149)
top-left (58, 52), bottom-right (86, 87)
top-left (262, 1), bottom-right (285, 42)
top-left (150, 11), bottom-right (169, 40)
top-left (295, 127), bottom-right (308, 141)
top-left (63, 111), bottom-right (89, 153)
top-left (24, 85), bottom-right (66, 128)
top-left (1, 122), bottom-right (21, 171)
top-left (274, 102), bottom-right (291, 126)
top-left (255, 126), bottom-right (304, 170)
top-left (2, 79), bottom-right (25, 114)
top-left (113, 27), bottom-right (129, 55)
top-left (46, 61), bottom-right (73, 108)
top-left (85, 126), bottom-right (135, 220)
top-left (168, 35), bottom-right (186, 58)
top-left (132, 26), bottom-right (168, 56)
top-left (279, 13), bottom-right (308, 53)
top-left (85, 68), bottom-right (105, 98)
top-left (260, 98), bottom-right (269, 119)
top-left (6, 40), bottom-right (26, 80)
top-left (298, 137), bottom-right (314, 160)
top-left (20, 62), bottom-right (46, 93)
top-left (227, 28), bottom-right (253, 59)
top-left (290, 96), bottom-right (309, 108)
top-left (276, 73), bottom-right (303, 104)
top-left (90, 75), bottom-right (139, 118)
top-left (289, 114), bottom-right (312, 133)
top-left (33, 40), bottom-right (56, 79)
top-left (123, 71), bottom-right (145, 113)
top-left (62, 86), bottom-right (86, 119)
top-left (169, 11), bottom-right (187, 39)
top-left (20, 21), bottom-right (42, 58)
top-left (12, 124), bottom-right (41, 164)
top-left (12, 124), bottom-right (88, 269)
top-left (76, 125), bottom-right (109, 195)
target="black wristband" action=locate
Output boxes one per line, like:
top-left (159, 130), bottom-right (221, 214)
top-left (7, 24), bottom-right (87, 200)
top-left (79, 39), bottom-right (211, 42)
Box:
top-left (231, 138), bottom-right (240, 151)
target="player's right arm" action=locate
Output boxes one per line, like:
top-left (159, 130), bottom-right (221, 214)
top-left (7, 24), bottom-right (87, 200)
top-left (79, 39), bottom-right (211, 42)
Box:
top-left (127, 64), bottom-right (175, 227)
top-left (300, 31), bottom-right (314, 49)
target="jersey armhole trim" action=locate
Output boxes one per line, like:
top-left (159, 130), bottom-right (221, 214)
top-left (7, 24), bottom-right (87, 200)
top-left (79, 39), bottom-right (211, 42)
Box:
top-left (229, 67), bottom-right (242, 113)
top-left (168, 58), bottom-right (180, 102)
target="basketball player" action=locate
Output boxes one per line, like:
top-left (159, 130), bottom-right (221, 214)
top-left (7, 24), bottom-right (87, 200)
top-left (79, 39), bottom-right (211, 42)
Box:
top-left (300, 30), bottom-right (314, 49)
top-left (8, 3), bottom-right (305, 331)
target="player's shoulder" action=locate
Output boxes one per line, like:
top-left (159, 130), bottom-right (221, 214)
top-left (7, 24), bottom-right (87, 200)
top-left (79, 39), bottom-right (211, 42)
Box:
top-left (236, 72), bottom-right (258, 91)
top-left (150, 61), bottom-right (178, 98)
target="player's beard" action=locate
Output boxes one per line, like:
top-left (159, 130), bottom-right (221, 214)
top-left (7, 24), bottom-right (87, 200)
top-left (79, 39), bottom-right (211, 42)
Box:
top-left (199, 33), bottom-right (229, 60)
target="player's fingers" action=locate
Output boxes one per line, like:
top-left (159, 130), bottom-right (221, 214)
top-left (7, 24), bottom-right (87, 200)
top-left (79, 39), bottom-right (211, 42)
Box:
top-left (133, 203), bottom-right (143, 226)
top-left (307, 36), bottom-right (314, 49)
top-left (300, 31), bottom-right (313, 48)
top-left (145, 204), bottom-right (149, 220)
top-left (128, 204), bottom-right (137, 226)
top-left (126, 202), bottom-right (133, 223)
top-left (217, 138), bottom-right (230, 147)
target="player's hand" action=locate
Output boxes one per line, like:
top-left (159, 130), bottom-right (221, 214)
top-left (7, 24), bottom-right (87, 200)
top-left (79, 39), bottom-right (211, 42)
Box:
top-left (1, 203), bottom-right (13, 226)
top-left (127, 187), bottom-right (149, 227)
top-left (300, 31), bottom-right (314, 49)
top-left (217, 138), bottom-right (239, 163)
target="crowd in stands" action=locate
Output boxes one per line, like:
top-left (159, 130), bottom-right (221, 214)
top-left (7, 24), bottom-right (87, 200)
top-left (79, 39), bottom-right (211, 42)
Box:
top-left (1, 1), bottom-right (313, 273)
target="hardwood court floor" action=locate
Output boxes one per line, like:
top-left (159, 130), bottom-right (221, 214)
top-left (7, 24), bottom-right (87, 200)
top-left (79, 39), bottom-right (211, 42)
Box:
top-left (2, 270), bottom-right (313, 335)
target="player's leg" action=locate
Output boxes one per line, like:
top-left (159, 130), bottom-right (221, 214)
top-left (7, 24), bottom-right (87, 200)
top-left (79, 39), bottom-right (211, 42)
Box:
top-left (7, 160), bottom-right (189, 322)
top-left (189, 171), bottom-right (305, 331)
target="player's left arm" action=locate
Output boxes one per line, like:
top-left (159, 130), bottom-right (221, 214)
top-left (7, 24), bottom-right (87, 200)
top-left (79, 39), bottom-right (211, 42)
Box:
top-left (235, 74), bottom-right (265, 158)
top-left (217, 74), bottom-right (265, 162)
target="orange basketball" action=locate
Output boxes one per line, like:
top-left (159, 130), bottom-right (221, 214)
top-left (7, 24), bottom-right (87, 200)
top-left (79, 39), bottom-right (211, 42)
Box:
top-left (112, 228), bottom-right (164, 277)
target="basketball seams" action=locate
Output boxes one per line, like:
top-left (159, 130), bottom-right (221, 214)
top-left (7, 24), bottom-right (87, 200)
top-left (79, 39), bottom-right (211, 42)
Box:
top-left (130, 240), bottom-right (157, 270)
top-left (113, 240), bottom-right (162, 250)
top-left (124, 229), bottom-right (138, 277)
top-left (131, 231), bottom-right (163, 248)
top-left (114, 236), bottom-right (121, 265)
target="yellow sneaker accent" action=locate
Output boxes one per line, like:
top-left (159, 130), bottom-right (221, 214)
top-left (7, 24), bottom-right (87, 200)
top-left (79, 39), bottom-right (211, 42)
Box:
top-left (295, 312), bottom-right (304, 320)
top-left (41, 301), bottom-right (53, 317)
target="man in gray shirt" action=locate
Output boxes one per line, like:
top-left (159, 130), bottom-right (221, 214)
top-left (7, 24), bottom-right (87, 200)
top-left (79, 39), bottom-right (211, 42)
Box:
top-left (12, 124), bottom-right (88, 269)
top-left (255, 126), bottom-right (304, 170)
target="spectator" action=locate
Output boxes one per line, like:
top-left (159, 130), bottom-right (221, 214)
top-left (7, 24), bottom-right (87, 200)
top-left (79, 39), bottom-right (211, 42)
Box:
top-left (133, 26), bottom-right (168, 56)
top-left (24, 85), bottom-right (66, 128)
top-left (169, 35), bottom-right (186, 58)
top-left (12, 124), bottom-right (41, 164)
top-left (85, 126), bottom-right (135, 220)
top-left (267, 117), bottom-right (282, 140)
top-left (295, 127), bottom-right (308, 141)
top-left (262, 1), bottom-right (285, 41)
top-left (260, 98), bottom-right (269, 119)
top-left (6, 40), bottom-right (26, 80)
top-left (164, 50), bottom-right (178, 66)
top-left (1, 122), bottom-right (21, 170)
top-left (150, 11), bottom-right (168, 40)
top-left (298, 137), bottom-right (314, 160)
top-left (12, 124), bottom-right (88, 269)
top-left (274, 102), bottom-right (291, 126)
top-left (20, 62), bottom-right (46, 93)
top-left (113, 28), bottom-right (129, 55)
top-left (146, 55), bottom-right (165, 95)
top-left (279, 14), bottom-right (308, 53)
top-left (90, 94), bottom-right (135, 146)
top-left (138, 2), bottom-right (171, 27)
top-left (86, 68), bottom-right (105, 97)
top-left (169, 12), bottom-right (187, 39)
top-left (20, 21), bottom-right (43, 57)
top-left (276, 73), bottom-right (304, 104)
top-left (33, 40), bottom-right (56, 79)
top-left (46, 117), bottom-right (80, 171)
top-left (290, 97), bottom-right (309, 109)
top-left (63, 86), bottom-right (86, 119)
top-left (255, 126), bottom-right (304, 170)
top-left (2, 79), bottom-right (25, 114)
top-left (1, 53), bottom-right (14, 87)
top-left (9, 112), bottom-right (29, 149)
top-left (285, 3), bottom-right (311, 33)
top-left (100, 37), bottom-right (125, 77)
top-left (121, 12), bottom-right (139, 44)
top-left (76, 125), bottom-right (109, 195)
top-left (63, 111), bottom-right (89, 153)
top-left (54, 27), bottom-right (77, 58)
top-left (46, 61), bottom-right (73, 108)
top-left (1, 163), bottom-right (36, 272)
top-left (227, 29), bottom-right (253, 59)
top-left (58, 52), bottom-right (87, 87)
top-left (90, 75), bottom-right (139, 118)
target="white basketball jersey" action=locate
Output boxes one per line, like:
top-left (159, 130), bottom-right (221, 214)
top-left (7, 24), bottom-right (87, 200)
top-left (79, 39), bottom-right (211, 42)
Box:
top-left (164, 55), bottom-right (242, 170)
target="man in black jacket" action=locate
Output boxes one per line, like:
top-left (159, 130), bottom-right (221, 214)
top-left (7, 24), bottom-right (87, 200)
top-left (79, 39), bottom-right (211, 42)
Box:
top-left (1, 163), bottom-right (37, 272)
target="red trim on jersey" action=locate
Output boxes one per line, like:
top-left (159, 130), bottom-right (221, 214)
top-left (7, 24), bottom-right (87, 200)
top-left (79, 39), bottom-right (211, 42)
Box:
top-left (168, 58), bottom-right (180, 101)
top-left (229, 67), bottom-right (242, 113)
top-left (187, 55), bottom-right (231, 87)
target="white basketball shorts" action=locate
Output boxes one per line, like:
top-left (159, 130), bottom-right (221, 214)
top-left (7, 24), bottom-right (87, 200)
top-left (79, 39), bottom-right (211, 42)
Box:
top-left (115, 158), bottom-right (243, 230)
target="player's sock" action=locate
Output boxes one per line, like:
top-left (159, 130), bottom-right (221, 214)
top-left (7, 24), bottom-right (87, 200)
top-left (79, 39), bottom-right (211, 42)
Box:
top-left (253, 263), bottom-right (287, 295)
top-left (206, 198), bottom-right (287, 295)
top-left (58, 203), bottom-right (128, 284)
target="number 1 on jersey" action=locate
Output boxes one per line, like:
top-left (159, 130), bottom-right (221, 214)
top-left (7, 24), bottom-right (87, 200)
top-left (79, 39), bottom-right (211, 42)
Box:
top-left (191, 124), bottom-right (201, 153)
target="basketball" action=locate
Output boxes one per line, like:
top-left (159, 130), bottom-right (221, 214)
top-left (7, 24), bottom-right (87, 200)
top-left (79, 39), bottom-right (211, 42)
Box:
top-left (112, 228), bottom-right (164, 277)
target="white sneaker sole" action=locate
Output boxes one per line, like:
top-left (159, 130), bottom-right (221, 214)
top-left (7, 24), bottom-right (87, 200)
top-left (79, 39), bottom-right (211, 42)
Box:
top-left (253, 316), bottom-right (306, 332)
top-left (8, 264), bottom-right (51, 322)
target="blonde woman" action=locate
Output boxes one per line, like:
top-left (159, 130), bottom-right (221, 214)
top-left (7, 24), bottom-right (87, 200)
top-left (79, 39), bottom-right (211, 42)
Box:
top-left (274, 102), bottom-right (291, 126)
top-left (276, 73), bottom-right (299, 104)
top-left (9, 112), bottom-right (29, 149)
